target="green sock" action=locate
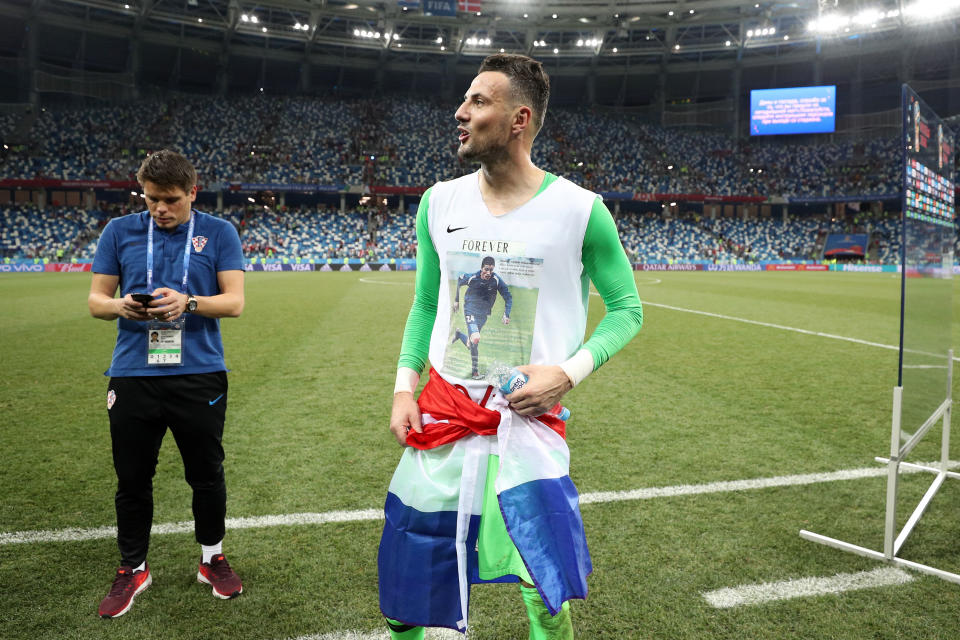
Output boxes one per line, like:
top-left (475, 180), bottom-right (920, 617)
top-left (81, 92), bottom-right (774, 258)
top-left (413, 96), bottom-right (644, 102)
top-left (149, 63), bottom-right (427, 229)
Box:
top-left (520, 584), bottom-right (573, 640)
top-left (385, 618), bottom-right (424, 640)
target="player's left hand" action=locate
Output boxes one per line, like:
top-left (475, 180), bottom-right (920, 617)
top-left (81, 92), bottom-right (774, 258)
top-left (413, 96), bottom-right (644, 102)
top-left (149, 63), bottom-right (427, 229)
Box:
top-left (148, 287), bottom-right (187, 322)
top-left (501, 314), bottom-right (510, 325)
top-left (506, 364), bottom-right (572, 417)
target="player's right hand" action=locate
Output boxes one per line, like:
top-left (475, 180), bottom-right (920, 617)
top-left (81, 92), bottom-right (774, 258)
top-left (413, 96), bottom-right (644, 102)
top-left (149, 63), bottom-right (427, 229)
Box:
top-left (389, 391), bottom-right (423, 446)
top-left (452, 300), bottom-right (460, 312)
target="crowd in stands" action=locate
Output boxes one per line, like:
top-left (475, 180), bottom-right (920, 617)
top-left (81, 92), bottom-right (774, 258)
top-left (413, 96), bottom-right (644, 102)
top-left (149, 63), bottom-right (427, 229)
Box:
top-left (0, 198), bottom-right (939, 266)
top-left (0, 95), bottom-right (954, 265)
top-left (0, 203), bottom-right (112, 261)
top-left (0, 96), bottom-right (923, 197)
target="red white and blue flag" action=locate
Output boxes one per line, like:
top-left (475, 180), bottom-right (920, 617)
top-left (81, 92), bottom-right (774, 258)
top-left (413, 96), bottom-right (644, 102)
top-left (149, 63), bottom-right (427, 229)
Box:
top-left (458, 0), bottom-right (482, 12)
top-left (378, 370), bottom-right (590, 632)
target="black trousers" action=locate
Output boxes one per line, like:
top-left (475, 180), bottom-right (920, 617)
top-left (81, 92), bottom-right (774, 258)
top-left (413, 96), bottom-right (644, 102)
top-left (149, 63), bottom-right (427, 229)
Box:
top-left (107, 372), bottom-right (229, 567)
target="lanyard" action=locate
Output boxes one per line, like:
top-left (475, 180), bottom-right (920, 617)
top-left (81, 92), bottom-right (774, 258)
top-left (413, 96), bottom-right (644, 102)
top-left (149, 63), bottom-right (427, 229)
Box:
top-left (146, 211), bottom-right (195, 293)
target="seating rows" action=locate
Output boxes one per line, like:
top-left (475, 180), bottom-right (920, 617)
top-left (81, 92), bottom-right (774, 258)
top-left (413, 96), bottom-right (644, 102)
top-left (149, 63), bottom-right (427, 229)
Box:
top-left (0, 203), bottom-right (934, 264)
top-left (0, 96), bottom-right (925, 197)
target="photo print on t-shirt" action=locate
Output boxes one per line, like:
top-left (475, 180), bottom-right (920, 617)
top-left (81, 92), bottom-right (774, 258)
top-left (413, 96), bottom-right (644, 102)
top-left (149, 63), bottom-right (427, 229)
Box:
top-left (444, 249), bottom-right (544, 380)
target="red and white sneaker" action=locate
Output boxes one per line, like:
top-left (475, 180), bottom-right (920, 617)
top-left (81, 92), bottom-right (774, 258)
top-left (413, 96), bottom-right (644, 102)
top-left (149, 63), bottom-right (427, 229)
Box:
top-left (98, 564), bottom-right (152, 618)
top-left (197, 554), bottom-right (243, 599)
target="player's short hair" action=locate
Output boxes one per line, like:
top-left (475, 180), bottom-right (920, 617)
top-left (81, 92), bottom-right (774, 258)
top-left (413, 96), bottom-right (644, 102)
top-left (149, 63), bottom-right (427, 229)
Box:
top-left (137, 149), bottom-right (197, 193)
top-left (478, 54), bottom-right (550, 136)
top-left (482, 256), bottom-right (495, 267)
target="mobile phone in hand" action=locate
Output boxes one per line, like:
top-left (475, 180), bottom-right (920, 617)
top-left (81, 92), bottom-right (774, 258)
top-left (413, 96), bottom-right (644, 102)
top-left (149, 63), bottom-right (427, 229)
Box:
top-left (131, 293), bottom-right (154, 307)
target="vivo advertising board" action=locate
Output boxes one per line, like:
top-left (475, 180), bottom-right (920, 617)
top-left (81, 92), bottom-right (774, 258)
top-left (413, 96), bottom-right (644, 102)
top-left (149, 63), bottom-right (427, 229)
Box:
top-left (750, 86), bottom-right (836, 136)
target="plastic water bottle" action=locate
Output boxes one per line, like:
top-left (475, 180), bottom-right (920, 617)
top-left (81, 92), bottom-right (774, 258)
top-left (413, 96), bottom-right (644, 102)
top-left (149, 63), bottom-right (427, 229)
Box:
top-left (487, 363), bottom-right (571, 421)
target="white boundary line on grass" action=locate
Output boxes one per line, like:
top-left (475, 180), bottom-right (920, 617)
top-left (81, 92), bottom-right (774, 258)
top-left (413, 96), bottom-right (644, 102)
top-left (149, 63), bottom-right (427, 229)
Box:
top-left (701, 566), bottom-right (915, 608)
top-left (3, 462), bottom-right (955, 546)
top-left (357, 277), bottom-right (414, 286)
top-left (594, 294), bottom-right (960, 363)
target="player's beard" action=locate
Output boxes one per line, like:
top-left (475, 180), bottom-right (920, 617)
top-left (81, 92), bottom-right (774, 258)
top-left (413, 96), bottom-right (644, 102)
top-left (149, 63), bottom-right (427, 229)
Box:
top-left (457, 123), bottom-right (512, 165)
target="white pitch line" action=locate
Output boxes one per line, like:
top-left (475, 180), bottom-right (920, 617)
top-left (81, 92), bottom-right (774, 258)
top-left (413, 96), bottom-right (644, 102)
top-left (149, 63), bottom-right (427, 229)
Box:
top-left (357, 277), bottom-right (414, 286)
top-left (3, 462), bottom-right (955, 547)
top-left (580, 465), bottom-right (894, 505)
top-left (702, 566), bottom-right (915, 609)
top-left (617, 296), bottom-right (960, 363)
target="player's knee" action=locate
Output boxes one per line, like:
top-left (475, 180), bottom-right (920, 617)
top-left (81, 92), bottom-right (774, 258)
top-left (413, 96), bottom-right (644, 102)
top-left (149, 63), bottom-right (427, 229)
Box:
top-left (470, 332), bottom-right (481, 345)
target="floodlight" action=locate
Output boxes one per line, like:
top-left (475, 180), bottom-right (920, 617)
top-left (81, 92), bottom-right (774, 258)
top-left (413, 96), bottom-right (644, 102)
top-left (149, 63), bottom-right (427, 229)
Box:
top-left (854, 9), bottom-right (882, 24)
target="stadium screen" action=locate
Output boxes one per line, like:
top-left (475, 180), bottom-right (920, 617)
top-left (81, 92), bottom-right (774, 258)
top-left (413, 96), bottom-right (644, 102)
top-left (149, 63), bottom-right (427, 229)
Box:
top-left (749, 86), bottom-right (836, 136)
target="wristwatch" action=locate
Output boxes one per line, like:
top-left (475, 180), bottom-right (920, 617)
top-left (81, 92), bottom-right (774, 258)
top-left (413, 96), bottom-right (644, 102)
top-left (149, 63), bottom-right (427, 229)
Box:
top-left (186, 295), bottom-right (198, 313)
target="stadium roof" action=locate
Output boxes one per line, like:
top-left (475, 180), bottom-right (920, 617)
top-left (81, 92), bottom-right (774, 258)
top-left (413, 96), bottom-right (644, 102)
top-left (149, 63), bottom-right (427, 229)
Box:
top-left (0, 0), bottom-right (957, 106)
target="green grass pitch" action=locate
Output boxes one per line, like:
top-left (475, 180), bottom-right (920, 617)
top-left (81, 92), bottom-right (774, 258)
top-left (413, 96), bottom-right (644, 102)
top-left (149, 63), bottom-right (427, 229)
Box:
top-left (1, 270), bottom-right (959, 639)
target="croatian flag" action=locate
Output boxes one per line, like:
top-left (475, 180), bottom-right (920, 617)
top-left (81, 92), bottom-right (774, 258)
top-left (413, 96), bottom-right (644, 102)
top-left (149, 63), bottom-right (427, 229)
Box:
top-left (378, 372), bottom-right (591, 632)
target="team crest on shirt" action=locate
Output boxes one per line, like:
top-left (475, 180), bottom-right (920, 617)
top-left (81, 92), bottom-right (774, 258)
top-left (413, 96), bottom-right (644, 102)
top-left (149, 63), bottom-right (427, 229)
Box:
top-left (192, 236), bottom-right (208, 253)
top-left (107, 389), bottom-right (116, 410)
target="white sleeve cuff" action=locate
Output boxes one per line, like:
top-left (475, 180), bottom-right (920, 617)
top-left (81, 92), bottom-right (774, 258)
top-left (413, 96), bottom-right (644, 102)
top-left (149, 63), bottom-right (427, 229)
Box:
top-left (559, 349), bottom-right (595, 388)
top-left (394, 366), bottom-right (421, 394)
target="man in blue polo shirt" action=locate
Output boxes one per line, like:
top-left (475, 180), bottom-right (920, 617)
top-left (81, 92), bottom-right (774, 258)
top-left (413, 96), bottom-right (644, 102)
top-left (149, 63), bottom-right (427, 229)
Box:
top-left (88, 149), bottom-right (246, 618)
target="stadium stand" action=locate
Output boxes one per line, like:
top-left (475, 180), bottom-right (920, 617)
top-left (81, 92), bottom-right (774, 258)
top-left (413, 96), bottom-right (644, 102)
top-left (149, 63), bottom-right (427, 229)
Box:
top-left (0, 96), bottom-right (946, 264)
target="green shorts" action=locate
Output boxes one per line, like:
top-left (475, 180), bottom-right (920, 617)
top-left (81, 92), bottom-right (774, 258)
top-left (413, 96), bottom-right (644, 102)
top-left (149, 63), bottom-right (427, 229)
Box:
top-left (477, 455), bottom-right (533, 584)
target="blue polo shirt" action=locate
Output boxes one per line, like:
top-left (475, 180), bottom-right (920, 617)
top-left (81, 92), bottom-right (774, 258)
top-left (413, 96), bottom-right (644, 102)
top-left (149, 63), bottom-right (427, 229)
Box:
top-left (92, 210), bottom-right (244, 377)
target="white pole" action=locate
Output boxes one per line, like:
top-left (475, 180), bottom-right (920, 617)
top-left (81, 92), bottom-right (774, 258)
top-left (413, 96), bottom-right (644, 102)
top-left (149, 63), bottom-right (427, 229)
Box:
top-left (884, 386), bottom-right (903, 559)
top-left (942, 349), bottom-right (953, 471)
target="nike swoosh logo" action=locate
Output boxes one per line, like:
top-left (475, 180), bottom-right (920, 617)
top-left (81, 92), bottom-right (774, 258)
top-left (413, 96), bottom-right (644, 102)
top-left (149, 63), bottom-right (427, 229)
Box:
top-left (447, 225), bottom-right (468, 233)
top-left (209, 394), bottom-right (224, 406)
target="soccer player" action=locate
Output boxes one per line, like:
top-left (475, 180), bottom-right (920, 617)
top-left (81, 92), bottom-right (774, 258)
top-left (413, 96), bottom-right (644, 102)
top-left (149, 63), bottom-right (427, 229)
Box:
top-left (452, 255), bottom-right (513, 379)
top-left (88, 150), bottom-right (245, 618)
top-left (378, 55), bottom-right (643, 639)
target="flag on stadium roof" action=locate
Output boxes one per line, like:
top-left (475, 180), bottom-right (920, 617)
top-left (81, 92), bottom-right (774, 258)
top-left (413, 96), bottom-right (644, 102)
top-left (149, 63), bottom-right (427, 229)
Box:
top-left (458, 0), bottom-right (482, 13)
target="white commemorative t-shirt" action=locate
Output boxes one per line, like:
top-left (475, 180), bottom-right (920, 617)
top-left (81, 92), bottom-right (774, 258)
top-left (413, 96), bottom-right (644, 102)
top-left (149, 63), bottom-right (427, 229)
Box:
top-left (424, 171), bottom-right (599, 401)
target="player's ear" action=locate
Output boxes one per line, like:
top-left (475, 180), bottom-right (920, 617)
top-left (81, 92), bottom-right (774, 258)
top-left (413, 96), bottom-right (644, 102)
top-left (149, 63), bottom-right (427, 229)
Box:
top-left (512, 106), bottom-right (532, 136)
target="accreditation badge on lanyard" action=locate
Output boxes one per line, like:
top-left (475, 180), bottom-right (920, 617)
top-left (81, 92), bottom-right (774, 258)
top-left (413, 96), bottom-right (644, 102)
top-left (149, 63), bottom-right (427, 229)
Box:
top-left (145, 213), bottom-right (195, 367)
